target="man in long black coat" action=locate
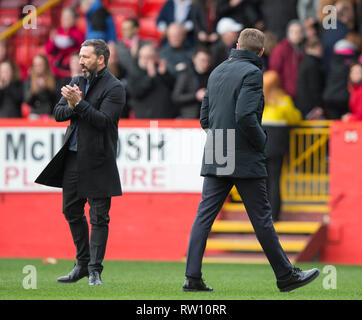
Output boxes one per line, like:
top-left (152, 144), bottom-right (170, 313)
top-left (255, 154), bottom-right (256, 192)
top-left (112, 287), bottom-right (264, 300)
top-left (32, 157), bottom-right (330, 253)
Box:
top-left (35, 39), bottom-right (125, 286)
top-left (183, 29), bottom-right (320, 293)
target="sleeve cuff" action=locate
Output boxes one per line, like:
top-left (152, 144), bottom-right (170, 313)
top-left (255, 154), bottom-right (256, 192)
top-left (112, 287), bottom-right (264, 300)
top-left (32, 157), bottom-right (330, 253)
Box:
top-left (73, 100), bottom-right (88, 113)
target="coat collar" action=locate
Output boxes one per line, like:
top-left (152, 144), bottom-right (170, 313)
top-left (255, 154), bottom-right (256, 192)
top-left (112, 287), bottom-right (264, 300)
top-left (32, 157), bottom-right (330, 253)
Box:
top-left (78, 67), bottom-right (108, 96)
top-left (229, 49), bottom-right (263, 70)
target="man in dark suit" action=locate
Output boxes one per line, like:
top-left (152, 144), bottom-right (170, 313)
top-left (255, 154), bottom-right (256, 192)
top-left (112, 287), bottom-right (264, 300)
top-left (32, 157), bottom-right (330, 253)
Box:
top-left (183, 29), bottom-right (320, 293)
top-left (35, 39), bottom-right (125, 286)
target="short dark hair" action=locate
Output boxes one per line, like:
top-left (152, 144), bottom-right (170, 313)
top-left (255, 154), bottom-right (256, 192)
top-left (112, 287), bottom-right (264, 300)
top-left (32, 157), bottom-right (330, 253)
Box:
top-left (193, 45), bottom-right (211, 57)
top-left (237, 28), bottom-right (264, 55)
top-left (81, 39), bottom-right (110, 66)
top-left (124, 17), bottom-right (139, 28)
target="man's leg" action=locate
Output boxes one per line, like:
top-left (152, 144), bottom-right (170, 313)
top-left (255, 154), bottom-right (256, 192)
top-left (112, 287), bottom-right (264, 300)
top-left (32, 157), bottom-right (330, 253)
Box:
top-left (234, 178), bottom-right (293, 279)
top-left (62, 151), bottom-right (89, 267)
top-left (266, 156), bottom-right (284, 222)
top-left (88, 197), bottom-right (111, 274)
top-left (185, 176), bottom-right (233, 279)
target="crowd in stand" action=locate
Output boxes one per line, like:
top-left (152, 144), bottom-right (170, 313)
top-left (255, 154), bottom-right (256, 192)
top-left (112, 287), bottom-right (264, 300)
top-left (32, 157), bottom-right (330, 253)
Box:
top-left (0, 0), bottom-right (362, 122)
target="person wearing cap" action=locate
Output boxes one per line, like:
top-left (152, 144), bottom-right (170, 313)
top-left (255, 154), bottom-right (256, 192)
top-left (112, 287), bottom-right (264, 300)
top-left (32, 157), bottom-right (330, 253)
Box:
top-left (323, 37), bottom-right (360, 119)
top-left (183, 28), bottom-right (320, 293)
top-left (210, 17), bottom-right (243, 69)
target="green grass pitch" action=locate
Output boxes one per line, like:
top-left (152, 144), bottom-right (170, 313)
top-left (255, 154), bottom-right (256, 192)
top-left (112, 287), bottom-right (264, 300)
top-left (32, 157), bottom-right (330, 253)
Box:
top-left (0, 259), bottom-right (361, 300)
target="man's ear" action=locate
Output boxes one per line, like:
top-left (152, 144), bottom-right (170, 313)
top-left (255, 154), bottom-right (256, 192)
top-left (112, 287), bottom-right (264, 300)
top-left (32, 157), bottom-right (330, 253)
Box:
top-left (98, 55), bottom-right (105, 66)
top-left (258, 48), bottom-right (265, 57)
top-left (236, 43), bottom-right (240, 50)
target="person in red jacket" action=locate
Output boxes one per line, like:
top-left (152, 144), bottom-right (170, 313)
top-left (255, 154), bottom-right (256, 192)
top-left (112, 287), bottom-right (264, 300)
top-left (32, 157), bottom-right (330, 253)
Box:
top-left (45, 7), bottom-right (84, 79)
top-left (269, 20), bottom-right (305, 100)
top-left (342, 62), bottom-right (362, 121)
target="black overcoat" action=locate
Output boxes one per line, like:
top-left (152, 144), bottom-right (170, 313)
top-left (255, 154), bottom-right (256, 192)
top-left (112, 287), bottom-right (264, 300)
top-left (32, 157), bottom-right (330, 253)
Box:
top-left (200, 49), bottom-right (267, 179)
top-left (35, 67), bottom-right (125, 198)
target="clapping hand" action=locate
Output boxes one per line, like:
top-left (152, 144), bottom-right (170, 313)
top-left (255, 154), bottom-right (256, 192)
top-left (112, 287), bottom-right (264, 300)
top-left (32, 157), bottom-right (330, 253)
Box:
top-left (61, 84), bottom-right (82, 109)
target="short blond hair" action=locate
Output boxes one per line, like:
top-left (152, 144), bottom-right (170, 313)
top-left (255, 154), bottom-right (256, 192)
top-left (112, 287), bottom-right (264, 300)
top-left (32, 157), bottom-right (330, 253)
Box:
top-left (238, 28), bottom-right (265, 54)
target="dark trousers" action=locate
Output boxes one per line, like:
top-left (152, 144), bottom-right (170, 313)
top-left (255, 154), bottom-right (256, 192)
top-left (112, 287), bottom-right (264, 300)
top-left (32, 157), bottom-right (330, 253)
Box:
top-left (62, 151), bottom-right (111, 273)
top-left (185, 176), bottom-right (293, 280)
top-left (266, 156), bottom-right (284, 222)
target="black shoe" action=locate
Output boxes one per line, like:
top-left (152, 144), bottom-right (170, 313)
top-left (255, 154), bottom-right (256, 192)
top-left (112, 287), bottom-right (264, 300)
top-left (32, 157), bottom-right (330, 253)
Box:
top-left (57, 264), bottom-right (89, 283)
top-left (88, 271), bottom-right (103, 286)
top-left (183, 278), bottom-right (213, 292)
top-left (277, 267), bottom-right (320, 292)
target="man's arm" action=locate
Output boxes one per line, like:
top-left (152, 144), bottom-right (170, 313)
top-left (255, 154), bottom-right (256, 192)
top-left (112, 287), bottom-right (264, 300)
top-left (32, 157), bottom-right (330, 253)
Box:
top-left (235, 70), bottom-right (266, 152)
top-left (73, 84), bottom-right (126, 129)
top-left (200, 89), bottom-right (209, 130)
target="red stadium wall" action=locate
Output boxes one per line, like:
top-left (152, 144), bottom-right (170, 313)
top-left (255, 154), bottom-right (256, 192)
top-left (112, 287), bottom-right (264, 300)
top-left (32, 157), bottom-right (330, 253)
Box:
top-left (321, 121), bottom-right (362, 264)
top-left (0, 192), bottom-right (199, 261)
top-left (3, 119), bottom-right (362, 264)
top-left (0, 119), bottom-right (201, 261)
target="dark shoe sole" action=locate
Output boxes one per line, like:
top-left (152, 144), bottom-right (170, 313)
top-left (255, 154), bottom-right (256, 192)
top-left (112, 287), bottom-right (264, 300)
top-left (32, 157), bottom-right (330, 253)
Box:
top-left (56, 274), bottom-right (88, 283)
top-left (279, 269), bottom-right (320, 292)
top-left (183, 287), bottom-right (213, 292)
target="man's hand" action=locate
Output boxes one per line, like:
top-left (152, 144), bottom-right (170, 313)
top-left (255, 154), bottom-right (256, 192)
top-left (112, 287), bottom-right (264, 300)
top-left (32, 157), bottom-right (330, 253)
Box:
top-left (61, 84), bottom-right (82, 109)
top-left (196, 88), bottom-right (206, 102)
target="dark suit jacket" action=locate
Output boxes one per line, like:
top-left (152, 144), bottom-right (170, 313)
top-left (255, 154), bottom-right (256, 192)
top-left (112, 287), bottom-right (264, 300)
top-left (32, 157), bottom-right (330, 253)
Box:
top-left (200, 49), bottom-right (267, 179)
top-left (35, 67), bottom-right (126, 198)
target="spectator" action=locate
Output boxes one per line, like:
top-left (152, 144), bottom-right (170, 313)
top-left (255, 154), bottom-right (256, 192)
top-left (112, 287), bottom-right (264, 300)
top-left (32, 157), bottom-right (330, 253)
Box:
top-left (216, 0), bottom-right (262, 29)
top-left (345, 32), bottom-right (362, 53)
top-left (304, 16), bottom-right (321, 41)
top-left (210, 17), bottom-right (243, 69)
top-left (342, 62), bottom-right (362, 121)
top-left (56, 52), bottom-right (82, 101)
top-left (261, 31), bottom-right (278, 71)
top-left (0, 61), bottom-right (23, 118)
top-left (298, 0), bottom-right (321, 41)
top-left (172, 46), bottom-right (211, 118)
top-left (192, 0), bottom-right (219, 45)
top-left (80, 0), bottom-right (117, 43)
top-left (45, 7), bottom-right (84, 79)
top-left (156, 0), bottom-right (194, 46)
top-left (262, 70), bottom-right (302, 221)
top-left (115, 18), bottom-right (149, 76)
top-left (127, 44), bottom-right (176, 118)
top-left (259, 0), bottom-right (299, 41)
top-left (107, 42), bottom-right (127, 80)
top-left (24, 55), bottom-right (57, 119)
top-left (0, 39), bottom-right (27, 80)
top-left (108, 42), bottom-right (130, 118)
top-left (323, 37), bottom-right (360, 119)
top-left (296, 37), bottom-right (325, 119)
top-left (269, 20), bottom-right (305, 100)
top-left (159, 23), bottom-right (194, 79)
top-left (321, 0), bottom-right (353, 72)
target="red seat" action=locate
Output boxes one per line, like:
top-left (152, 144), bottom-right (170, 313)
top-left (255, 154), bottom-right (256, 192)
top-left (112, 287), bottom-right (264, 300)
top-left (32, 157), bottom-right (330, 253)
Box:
top-left (108, 0), bottom-right (139, 16)
top-left (0, 0), bottom-right (27, 9)
top-left (76, 15), bottom-right (87, 34)
top-left (139, 17), bottom-right (161, 41)
top-left (0, 8), bottom-right (20, 18)
top-left (0, 16), bottom-right (18, 27)
top-left (140, 0), bottom-right (166, 18)
top-left (15, 44), bottom-right (45, 69)
top-left (112, 14), bottom-right (130, 40)
top-left (109, 7), bottom-right (139, 18)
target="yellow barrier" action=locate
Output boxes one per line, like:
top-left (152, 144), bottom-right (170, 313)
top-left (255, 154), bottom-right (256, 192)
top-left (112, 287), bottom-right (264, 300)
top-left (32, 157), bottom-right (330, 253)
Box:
top-left (281, 121), bottom-right (331, 203)
top-left (230, 121), bottom-right (332, 205)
